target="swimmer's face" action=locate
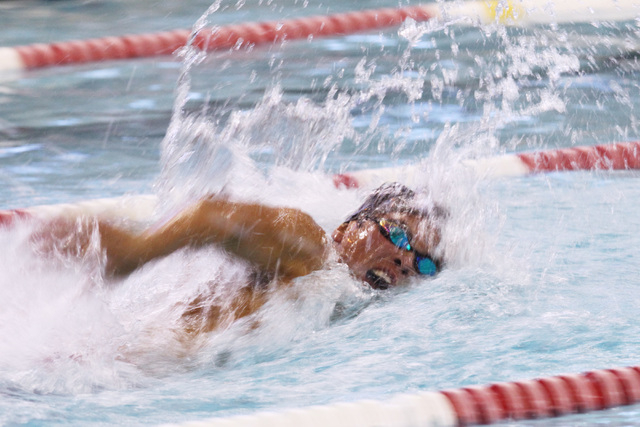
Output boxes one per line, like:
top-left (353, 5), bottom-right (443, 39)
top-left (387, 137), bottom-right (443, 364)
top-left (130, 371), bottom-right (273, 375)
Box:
top-left (332, 211), bottom-right (441, 290)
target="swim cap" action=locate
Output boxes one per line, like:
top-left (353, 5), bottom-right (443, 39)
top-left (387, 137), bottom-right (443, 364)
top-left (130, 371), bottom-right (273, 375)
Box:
top-left (344, 182), bottom-right (446, 223)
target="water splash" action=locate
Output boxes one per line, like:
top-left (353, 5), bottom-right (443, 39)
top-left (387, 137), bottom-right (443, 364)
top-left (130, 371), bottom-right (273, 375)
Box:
top-left (4, 0), bottom-right (633, 405)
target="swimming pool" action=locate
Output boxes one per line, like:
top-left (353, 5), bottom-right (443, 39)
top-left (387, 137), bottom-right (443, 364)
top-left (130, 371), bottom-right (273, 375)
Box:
top-left (1, 0), bottom-right (640, 425)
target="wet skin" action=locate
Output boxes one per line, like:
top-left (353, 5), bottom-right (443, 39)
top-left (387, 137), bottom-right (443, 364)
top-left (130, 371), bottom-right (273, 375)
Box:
top-left (35, 198), bottom-right (440, 334)
top-left (332, 211), bottom-right (441, 289)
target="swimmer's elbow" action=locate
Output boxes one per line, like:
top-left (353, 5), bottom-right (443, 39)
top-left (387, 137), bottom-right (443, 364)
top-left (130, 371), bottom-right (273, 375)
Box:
top-left (277, 237), bottom-right (328, 280)
top-left (99, 222), bottom-right (148, 278)
top-left (278, 260), bottom-right (322, 281)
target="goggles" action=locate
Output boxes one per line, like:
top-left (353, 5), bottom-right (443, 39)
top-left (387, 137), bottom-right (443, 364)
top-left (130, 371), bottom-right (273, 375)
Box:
top-left (377, 218), bottom-right (438, 276)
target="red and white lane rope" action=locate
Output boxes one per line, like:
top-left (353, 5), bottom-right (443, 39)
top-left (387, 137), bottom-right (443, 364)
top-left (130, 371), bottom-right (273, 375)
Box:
top-left (1, 141), bottom-right (640, 227)
top-left (0, 5), bottom-right (433, 71)
top-left (1, 0), bottom-right (638, 71)
top-left (162, 365), bottom-right (640, 426)
top-left (333, 140), bottom-right (640, 189)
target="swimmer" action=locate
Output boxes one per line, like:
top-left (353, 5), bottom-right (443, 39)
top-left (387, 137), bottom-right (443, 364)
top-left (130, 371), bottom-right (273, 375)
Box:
top-left (34, 183), bottom-right (445, 333)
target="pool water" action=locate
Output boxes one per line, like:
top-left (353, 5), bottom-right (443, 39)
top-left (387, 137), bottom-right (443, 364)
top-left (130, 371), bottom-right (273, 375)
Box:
top-left (1, 0), bottom-right (640, 425)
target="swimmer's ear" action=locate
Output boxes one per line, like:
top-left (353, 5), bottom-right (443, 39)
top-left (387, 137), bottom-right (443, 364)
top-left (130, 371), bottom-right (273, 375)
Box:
top-left (332, 222), bottom-right (349, 244)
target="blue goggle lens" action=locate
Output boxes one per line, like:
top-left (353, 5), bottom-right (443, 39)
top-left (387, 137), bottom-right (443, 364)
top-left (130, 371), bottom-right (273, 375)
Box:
top-left (387, 225), bottom-right (411, 251)
top-left (415, 255), bottom-right (438, 276)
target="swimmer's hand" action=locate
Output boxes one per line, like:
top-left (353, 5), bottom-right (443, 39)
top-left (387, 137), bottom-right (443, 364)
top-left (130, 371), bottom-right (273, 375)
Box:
top-left (103, 197), bottom-right (328, 280)
top-left (30, 217), bottom-right (146, 277)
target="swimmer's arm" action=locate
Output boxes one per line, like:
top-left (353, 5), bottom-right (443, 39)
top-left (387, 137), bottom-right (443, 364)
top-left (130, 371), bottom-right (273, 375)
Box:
top-left (102, 198), bottom-right (327, 279)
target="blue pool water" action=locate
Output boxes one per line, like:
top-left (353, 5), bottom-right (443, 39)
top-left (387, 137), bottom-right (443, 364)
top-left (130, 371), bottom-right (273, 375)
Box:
top-left (1, 0), bottom-right (640, 425)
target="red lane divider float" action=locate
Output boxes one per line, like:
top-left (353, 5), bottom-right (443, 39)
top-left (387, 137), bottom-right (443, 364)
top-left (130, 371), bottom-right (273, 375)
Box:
top-left (3, 0), bottom-right (638, 72)
top-left (333, 140), bottom-right (640, 189)
top-left (518, 140), bottom-right (640, 173)
top-left (0, 209), bottom-right (30, 230)
top-left (156, 365), bottom-right (640, 426)
top-left (440, 366), bottom-right (640, 426)
top-left (1, 141), bottom-right (639, 228)
top-left (0, 5), bottom-right (434, 71)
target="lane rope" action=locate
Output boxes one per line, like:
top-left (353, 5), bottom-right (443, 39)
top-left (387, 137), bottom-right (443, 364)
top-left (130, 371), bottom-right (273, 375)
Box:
top-left (0, 5), bottom-right (434, 71)
top-left (158, 365), bottom-right (640, 426)
top-left (1, 0), bottom-right (639, 71)
top-left (1, 141), bottom-right (640, 227)
top-left (1, 141), bottom-right (639, 227)
top-left (333, 140), bottom-right (640, 189)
